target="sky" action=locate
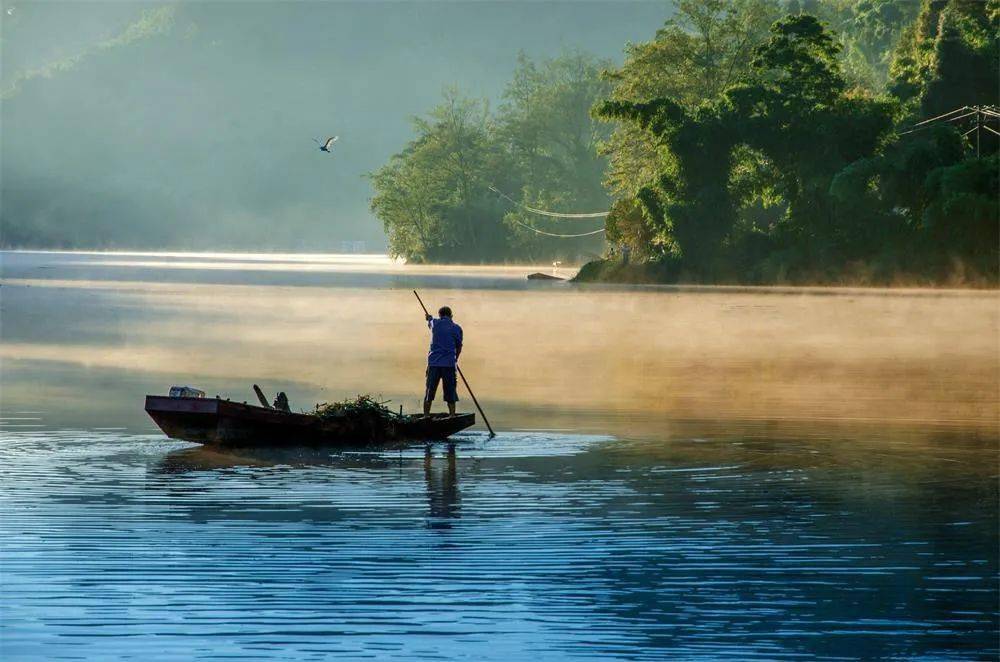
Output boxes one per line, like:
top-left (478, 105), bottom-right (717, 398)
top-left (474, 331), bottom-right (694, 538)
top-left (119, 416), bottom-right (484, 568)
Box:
top-left (1, 1), bottom-right (671, 251)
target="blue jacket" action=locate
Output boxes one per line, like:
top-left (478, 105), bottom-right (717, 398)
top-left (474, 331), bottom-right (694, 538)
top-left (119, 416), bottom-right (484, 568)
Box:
top-left (427, 317), bottom-right (463, 367)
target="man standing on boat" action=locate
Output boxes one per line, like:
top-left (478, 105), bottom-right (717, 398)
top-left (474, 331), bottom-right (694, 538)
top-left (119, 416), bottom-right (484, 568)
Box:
top-left (424, 306), bottom-right (463, 417)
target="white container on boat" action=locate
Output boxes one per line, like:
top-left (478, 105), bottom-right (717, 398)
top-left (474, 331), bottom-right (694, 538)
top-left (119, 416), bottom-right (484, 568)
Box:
top-left (169, 386), bottom-right (205, 398)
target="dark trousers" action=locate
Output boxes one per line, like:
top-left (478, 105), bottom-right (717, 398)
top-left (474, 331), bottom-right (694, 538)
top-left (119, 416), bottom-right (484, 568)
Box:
top-left (425, 366), bottom-right (458, 403)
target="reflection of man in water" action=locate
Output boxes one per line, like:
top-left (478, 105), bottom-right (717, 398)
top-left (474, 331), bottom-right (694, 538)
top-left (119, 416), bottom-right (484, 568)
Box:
top-left (424, 444), bottom-right (460, 528)
top-left (423, 306), bottom-right (463, 417)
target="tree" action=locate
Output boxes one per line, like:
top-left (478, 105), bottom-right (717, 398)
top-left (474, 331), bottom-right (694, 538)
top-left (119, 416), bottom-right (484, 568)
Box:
top-left (607, 0), bottom-right (917, 270)
top-left (840, 0), bottom-right (920, 90)
top-left (730, 15), bottom-right (895, 259)
top-left (829, 124), bottom-right (965, 252)
top-left (598, 0), bottom-right (782, 259)
top-left (599, 15), bottom-right (894, 275)
top-left (921, 155), bottom-right (999, 270)
top-left (371, 2), bottom-right (996, 282)
top-left (496, 52), bottom-right (613, 259)
top-left (370, 91), bottom-right (511, 262)
top-left (890, 0), bottom-right (1000, 117)
top-left (371, 52), bottom-right (614, 264)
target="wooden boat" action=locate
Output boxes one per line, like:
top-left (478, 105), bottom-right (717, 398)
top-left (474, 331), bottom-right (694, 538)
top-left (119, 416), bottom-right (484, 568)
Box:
top-left (145, 395), bottom-right (475, 446)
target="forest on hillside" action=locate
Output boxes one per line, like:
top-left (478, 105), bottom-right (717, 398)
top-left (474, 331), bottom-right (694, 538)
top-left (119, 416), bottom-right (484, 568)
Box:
top-left (372, 0), bottom-right (999, 284)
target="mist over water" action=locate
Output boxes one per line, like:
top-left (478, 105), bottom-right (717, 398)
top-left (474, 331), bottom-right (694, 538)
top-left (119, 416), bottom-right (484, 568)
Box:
top-left (1, 251), bottom-right (998, 658)
top-left (1, 251), bottom-right (996, 431)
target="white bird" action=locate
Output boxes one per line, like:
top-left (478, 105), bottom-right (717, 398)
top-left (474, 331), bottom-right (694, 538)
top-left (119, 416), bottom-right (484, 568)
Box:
top-left (313, 136), bottom-right (338, 153)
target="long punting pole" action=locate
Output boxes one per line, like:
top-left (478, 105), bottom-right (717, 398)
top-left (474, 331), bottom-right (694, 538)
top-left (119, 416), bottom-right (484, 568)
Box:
top-left (413, 290), bottom-right (496, 438)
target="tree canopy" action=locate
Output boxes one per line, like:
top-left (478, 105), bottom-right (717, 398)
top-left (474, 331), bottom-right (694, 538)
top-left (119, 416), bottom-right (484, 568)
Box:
top-left (370, 53), bottom-right (611, 263)
top-left (370, 0), bottom-right (998, 284)
top-left (588, 0), bottom-right (998, 283)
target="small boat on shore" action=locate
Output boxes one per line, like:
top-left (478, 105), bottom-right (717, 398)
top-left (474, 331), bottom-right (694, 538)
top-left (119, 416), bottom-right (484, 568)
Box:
top-left (145, 395), bottom-right (475, 446)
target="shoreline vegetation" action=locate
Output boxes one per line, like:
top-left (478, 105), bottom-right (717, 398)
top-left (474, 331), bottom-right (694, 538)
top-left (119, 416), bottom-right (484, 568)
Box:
top-left (371, 0), bottom-right (998, 288)
top-left (571, 255), bottom-right (1000, 289)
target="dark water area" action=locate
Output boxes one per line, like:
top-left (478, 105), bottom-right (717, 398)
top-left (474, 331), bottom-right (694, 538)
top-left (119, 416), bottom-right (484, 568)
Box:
top-left (1, 251), bottom-right (997, 659)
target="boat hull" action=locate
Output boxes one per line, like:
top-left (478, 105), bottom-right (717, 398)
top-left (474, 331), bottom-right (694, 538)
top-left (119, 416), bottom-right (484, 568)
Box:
top-left (145, 396), bottom-right (475, 446)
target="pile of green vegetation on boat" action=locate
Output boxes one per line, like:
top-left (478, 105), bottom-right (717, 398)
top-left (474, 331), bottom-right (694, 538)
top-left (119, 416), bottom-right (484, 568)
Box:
top-left (312, 395), bottom-right (400, 421)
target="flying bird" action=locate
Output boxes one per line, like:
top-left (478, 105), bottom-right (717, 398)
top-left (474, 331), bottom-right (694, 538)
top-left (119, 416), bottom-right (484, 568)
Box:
top-left (313, 136), bottom-right (338, 153)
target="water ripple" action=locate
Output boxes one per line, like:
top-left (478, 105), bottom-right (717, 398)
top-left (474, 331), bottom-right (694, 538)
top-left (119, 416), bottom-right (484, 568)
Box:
top-left (1, 429), bottom-right (996, 660)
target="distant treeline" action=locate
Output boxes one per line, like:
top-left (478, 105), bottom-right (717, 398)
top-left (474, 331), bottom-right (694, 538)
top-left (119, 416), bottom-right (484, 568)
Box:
top-left (370, 52), bottom-right (613, 264)
top-left (372, 0), bottom-right (999, 284)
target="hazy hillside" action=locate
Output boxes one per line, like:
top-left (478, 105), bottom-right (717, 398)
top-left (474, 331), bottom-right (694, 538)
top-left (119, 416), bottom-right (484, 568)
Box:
top-left (1, 1), bottom-right (668, 251)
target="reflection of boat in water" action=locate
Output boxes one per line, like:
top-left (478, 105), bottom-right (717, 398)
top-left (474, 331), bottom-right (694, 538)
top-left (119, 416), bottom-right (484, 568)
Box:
top-left (145, 395), bottom-right (475, 446)
top-left (154, 441), bottom-right (463, 529)
top-left (155, 443), bottom-right (364, 473)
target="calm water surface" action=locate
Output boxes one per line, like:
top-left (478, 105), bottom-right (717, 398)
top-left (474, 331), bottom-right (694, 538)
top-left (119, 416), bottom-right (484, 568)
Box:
top-left (1, 251), bottom-right (997, 659)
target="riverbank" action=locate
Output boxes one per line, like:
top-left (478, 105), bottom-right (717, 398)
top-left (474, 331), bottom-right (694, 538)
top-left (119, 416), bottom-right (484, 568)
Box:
top-left (573, 258), bottom-right (1000, 289)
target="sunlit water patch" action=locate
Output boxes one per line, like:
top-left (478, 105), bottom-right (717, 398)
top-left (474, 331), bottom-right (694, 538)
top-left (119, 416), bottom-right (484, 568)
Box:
top-left (1, 428), bottom-right (995, 660)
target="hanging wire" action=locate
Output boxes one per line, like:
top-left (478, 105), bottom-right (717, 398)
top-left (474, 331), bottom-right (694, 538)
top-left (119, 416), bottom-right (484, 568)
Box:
top-left (908, 106), bottom-right (973, 127)
top-left (899, 112), bottom-right (977, 134)
top-left (487, 185), bottom-right (607, 238)
top-left (943, 111), bottom-right (981, 123)
top-left (488, 186), bottom-right (609, 219)
top-left (899, 105), bottom-right (1000, 135)
top-left (509, 217), bottom-right (605, 238)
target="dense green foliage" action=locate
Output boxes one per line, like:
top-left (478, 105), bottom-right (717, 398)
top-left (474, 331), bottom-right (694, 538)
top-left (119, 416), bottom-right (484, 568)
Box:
top-left (498, 54), bottom-right (613, 258)
top-left (599, 13), bottom-right (897, 276)
top-left (369, 93), bottom-right (511, 263)
top-left (599, 0), bottom-right (783, 260)
top-left (370, 54), bottom-right (610, 263)
top-left (591, 0), bottom-right (998, 283)
top-left (890, 0), bottom-right (999, 116)
top-left (371, 0), bottom-right (997, 283)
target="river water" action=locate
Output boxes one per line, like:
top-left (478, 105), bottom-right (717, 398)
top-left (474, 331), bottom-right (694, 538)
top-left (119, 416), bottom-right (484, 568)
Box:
top-left (1, 251), bottom-right (997, 659)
